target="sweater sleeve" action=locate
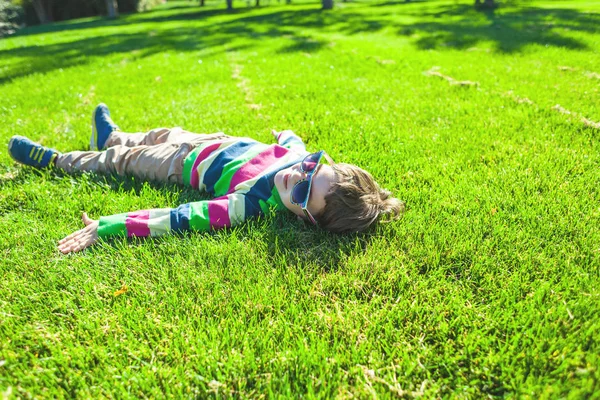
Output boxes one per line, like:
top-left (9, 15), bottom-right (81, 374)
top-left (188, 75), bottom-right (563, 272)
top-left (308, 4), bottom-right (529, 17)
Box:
top-left (97, 193), bottom-right (252, 239)
top-left (275, 130), bottom-right (306, 153)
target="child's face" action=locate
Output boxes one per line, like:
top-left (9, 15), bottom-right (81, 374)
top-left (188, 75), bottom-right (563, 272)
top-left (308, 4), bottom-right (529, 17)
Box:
top-left (274, 161), bottom-right (336, 221)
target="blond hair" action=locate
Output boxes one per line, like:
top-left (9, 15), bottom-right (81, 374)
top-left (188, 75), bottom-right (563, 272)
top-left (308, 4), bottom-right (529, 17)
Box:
top-left (316, 163), bottom-right (404, 233)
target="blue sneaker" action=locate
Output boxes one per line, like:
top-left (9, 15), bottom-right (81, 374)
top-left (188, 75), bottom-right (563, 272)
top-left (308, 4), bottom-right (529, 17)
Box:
top-left (91, 103), bottom-right (119, 150)
top-left (8, 136), bottom-right (60, 169)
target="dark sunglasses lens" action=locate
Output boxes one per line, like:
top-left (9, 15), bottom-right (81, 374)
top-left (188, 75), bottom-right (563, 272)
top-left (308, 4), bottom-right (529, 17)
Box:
top-left (302, 152), bottom-right (321, 172)
top-left (291, 180), bottom-right (310, 204)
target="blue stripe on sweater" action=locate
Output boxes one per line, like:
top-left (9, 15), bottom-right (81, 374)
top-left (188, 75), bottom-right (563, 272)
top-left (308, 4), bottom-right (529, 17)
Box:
top-left (243, 157), bottom-right (303, 217)
top-left (203, 139), bottom-right (257, 194)
top-left (170, 203), bottom-right (190, 232)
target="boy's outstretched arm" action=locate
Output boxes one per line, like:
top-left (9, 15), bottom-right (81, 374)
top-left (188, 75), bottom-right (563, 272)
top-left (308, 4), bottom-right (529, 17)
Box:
top-left (57, 194), bottom-right (263, 254)
top-left (58, 212), bottom-right (99, 254)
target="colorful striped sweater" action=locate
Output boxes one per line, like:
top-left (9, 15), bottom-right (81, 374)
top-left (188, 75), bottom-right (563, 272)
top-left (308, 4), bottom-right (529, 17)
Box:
top-left (97, 131), bottom-right (307, 239)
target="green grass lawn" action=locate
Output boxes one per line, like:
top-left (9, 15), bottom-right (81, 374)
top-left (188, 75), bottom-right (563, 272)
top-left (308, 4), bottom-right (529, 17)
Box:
top-left (1, 0), bottom-right (599, 397)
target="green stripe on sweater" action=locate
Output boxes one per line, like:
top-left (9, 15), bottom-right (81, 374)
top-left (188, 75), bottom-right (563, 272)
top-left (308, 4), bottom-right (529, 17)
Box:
top-left (98, 213), bottom-right (128, 238)
top-left (189, 202), bottom-right (210, 231)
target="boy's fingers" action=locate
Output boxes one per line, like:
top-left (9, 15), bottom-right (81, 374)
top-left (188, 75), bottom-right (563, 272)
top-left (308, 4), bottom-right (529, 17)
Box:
top-left (68, 235), bottom-right (92, 251)
top-left (58, 242), bottom-right (72, 253)
top-left (58, 240), bottom-right (73, 251)
top-left (58, 233), bottom-right (73, 243)
top-left (82, 212), bottom-right (93, 226)
top-left (60, 228), bottom-right (83, 243)
top-left (58, 233), bottom-right (76, 244)
top-left (59, 236), bottom-right (93, 254)
top-left (58, 221), bottom-right (98, 254)
top-left (58, 232), bottom-right (81, 249)
top-left (63, 242), bottom-right (80, 253)
top-left (59, 215), bottom-right (95, 246)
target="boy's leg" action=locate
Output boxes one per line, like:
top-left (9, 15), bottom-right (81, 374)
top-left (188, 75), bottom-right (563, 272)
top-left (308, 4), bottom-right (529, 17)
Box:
top-left (91, 103), bottom-right (120, 150)
top-left (105, 128), bottom-right (228, 148)
top-left (92, 103), bottom-right (229, 150)
top-left (55, 143), bottom-right (192, 185)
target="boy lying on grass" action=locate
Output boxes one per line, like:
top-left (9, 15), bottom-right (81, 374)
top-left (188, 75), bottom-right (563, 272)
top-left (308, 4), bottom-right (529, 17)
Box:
top-left (8, 104), bottom-right (404, 254)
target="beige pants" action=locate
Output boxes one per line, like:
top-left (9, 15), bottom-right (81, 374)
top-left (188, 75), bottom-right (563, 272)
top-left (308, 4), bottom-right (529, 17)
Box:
top-left (55, 128), bottom-right (228, 185)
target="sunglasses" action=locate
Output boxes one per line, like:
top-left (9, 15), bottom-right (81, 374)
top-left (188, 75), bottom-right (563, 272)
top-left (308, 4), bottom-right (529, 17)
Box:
top-left (290, 150), bottom-right (335, 225)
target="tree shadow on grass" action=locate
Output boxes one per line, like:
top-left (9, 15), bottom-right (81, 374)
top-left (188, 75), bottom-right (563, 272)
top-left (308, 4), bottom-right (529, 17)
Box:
top-left (399, 4), bottom-right (600, 52)
top-left (10, 6), bottom-right (251, 37)
top-left (370, 0), bottom-right (427, 7)
top-left (0, 28), bottom-right (253, 85)
top-left (0, 8), bottom-right (331, 85)
top-left (1, 3), bottom-right (598, 85)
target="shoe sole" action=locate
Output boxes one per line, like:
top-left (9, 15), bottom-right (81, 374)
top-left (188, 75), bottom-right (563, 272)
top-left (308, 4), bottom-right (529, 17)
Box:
top-left (90, 109), bottom-right (98, 151)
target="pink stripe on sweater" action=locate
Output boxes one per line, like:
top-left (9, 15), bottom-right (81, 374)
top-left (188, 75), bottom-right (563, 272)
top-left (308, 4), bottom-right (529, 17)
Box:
top-left (227, 145), bottom-right (290, 194)
top-left (208, 197), bottom-right (231, 228)
top-left (190, 142), bottom-right (223, 188)
top-left (126, 210), bottom-right (151, 237)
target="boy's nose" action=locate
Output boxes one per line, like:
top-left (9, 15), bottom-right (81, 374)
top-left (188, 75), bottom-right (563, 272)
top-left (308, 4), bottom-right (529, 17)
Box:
top-left (292, 164), bottom-right (306, 177)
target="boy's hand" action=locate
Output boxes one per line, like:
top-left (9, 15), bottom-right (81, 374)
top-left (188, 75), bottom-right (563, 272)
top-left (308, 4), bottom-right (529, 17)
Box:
top-left (58, 212), bottom-right (99, 254)
top-left (271, 129), bottom-right (293, 140)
